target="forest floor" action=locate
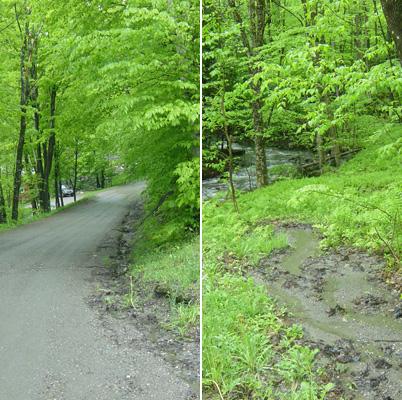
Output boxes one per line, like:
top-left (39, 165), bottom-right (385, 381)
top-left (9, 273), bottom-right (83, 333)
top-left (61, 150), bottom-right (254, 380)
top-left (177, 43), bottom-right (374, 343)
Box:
top-left (0, 182), bottom-right (197, 400)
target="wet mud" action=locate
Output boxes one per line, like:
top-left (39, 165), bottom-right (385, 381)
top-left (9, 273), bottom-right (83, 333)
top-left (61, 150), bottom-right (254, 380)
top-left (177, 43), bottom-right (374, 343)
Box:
top-left (253, 225), bottom-right (402, 400)
top-left (87, 200), bottom-right (199, 399)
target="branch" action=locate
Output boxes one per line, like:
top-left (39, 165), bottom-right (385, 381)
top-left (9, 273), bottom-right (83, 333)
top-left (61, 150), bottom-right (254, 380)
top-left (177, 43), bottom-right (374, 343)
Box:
top-left (0, 21), bottom-right (13, 34)
top-left (13, 3), bottom-right (22, 38)
top-left (374, 227), bottom-right (400, 264)
top-left (272, 0), bottom-right (304, 26)
top-left (306, 189), bottom-right (394, 220)
top-left (227, 0), bottom-right (252, 56)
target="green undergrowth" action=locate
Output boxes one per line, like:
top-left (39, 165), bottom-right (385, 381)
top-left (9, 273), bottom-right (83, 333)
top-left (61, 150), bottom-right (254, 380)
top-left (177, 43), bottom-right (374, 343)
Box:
top-left (203, 265), bottom-right (333, 399)
top-left (0, 193), bottom-right (94, 233)
top-left (202, 122), bottom-right (401, 399)
top-left (206, 122), bottom-right (401, 269)
top-left (130, 233), bottom-right (200, 336)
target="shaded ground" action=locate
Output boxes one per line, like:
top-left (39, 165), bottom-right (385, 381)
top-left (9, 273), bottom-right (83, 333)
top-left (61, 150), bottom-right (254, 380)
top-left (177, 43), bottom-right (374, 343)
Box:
top-left (252, 224), bottom-right (402, 400)
top-left (88, 199), bottom-right (199, 394)
top-left (0, 183), bottom-right (196, 400)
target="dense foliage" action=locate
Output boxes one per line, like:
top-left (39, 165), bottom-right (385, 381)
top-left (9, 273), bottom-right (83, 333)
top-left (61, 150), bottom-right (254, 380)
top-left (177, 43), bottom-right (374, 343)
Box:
top-left (203, 1), bottom-right (401, 398)
top-left (203, 0), bottom-right (401, 192)
top-left (0, 0), bottom-right (200, 237)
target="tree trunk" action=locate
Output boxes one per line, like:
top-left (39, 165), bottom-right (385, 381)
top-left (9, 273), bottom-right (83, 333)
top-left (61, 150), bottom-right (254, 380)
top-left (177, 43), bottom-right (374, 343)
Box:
top-left (100, 168), bottom-right (105, 188)
top-left (54, 173), bottom-right (60, 208)
top-left (73, 142), bottom-right (78, 202)
top-left (59, 178), bottom-right (64, 207)
top-left (42, 86), bottom-right (57, 212)
top-left (24, 151), bottom-right (38, 213)
top-left (54, 142), bottom-right (60, 208)
top-left (0, 171), bottom-right (7, 224)
top-left (12, 31), bottom-right (28, 222)
top-left (228, 0), bottom-right (268, 187)
top-left (381, 0), bottom-right (402, 66)
top-left (221, 92), bottom-right (239, 212)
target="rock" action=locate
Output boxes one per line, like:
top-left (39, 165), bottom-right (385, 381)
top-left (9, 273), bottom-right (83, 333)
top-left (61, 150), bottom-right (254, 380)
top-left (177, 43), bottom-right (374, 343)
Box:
top-left (327, 304), bottom-right (346, 317)
top-left (154, 283), bottom-right (170, 297)
top-left (393, 305), bottom-right (402, 319)
top-left (374, 358), bottom-right (392, 369)
top-left (353, 294), bottom-right (386, 309)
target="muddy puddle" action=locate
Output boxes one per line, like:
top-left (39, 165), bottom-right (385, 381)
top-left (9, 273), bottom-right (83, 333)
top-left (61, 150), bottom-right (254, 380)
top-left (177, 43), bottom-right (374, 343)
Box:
top-left (253, 225), bottom-right (402, 400)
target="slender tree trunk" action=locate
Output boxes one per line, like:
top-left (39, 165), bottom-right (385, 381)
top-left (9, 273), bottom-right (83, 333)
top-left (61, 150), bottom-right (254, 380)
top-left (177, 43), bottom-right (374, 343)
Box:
top-left (42, 86), bottom-right (57, 212)
top-left (250, 88), bottom-right (268, 186)
top-left (28, 32), bottom-right (49, 212)
top-left (73, 142), bottom-right (78, 202)
top-left (250, 0), bottom-right (268, 186)
top-left (12, 31), bottom-right (28, 221)
top-left (59, 178), bottom-right (64, 207)
top-left (54, 142), bottom-right (60, 208)
top-left (24, 152), bottom-right (38, 213)
top-left (31, 83), bottom-right (46, 211)
top-left (380, 0), bottom-right (402, 66)
top-left (220, 92), bottom-right (239, 212)
top-left (100, 168), bottom-right (105, 188)
top-left (0, 171), bottom-right (7, 223)
top-left (228, 0), bottom-right (268, 187)
top-left (54, 173), bottom-right (60, 208)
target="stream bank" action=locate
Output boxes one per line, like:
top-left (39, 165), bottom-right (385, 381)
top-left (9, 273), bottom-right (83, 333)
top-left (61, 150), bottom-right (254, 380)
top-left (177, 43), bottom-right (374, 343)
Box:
top-left (252, 224), bottom-right (402, 400)
top-left (203, 146), bottom-right (313, 199)
top-left (203, 144), bottom-right (361, 199)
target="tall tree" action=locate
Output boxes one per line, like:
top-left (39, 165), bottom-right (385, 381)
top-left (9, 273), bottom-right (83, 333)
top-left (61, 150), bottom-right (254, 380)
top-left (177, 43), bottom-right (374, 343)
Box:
top-left (380, 0), bottom-right (402, 66)
top-left (227, 0), bottom-right (269, 187)
top-left (11, 10), bottom-right (29, 221)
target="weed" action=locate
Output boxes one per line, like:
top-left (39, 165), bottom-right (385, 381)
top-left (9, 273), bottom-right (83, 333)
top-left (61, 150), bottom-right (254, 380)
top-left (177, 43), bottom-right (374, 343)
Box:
top-left (130, 238), bottom-right (200, 335)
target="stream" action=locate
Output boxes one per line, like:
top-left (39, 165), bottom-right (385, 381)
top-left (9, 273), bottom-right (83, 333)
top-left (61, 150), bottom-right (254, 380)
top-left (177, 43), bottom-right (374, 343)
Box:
top-left (252, 226), bottom-right (402, 400)
top-left (202, 146), bottom-right (313, 199)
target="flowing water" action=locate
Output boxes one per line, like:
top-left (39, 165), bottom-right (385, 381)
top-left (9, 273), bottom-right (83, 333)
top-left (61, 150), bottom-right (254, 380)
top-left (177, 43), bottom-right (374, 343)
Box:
top-left (202, 146), bottom-right (313, 199)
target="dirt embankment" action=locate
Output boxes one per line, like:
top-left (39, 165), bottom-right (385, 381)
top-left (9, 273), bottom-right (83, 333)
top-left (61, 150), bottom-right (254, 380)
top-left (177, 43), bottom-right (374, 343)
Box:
top-left (88, 199), bottom-right (200, 398)
top-left (253, 224), bottom-right (402, 400)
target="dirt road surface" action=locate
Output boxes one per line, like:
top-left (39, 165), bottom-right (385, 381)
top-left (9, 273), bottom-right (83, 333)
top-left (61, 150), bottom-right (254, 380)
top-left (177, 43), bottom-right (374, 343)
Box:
top-left (0, 183), bottom-right (195, 400)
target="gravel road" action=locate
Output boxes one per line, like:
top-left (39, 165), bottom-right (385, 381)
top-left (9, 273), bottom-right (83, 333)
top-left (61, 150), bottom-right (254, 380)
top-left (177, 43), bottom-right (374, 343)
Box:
top-left (0, 183), bottom-right (195, 400)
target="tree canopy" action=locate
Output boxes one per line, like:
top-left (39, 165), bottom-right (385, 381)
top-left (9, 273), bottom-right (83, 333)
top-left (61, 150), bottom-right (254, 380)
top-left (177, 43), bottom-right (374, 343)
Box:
top-left (0, 0), bottom-right (199, 237)
top-left (203, 0), bottom-right (402, 193)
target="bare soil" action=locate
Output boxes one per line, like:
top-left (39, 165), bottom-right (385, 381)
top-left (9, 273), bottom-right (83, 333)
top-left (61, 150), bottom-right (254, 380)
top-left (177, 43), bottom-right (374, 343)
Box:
top-left (87, 197), bottom-right (200, 397)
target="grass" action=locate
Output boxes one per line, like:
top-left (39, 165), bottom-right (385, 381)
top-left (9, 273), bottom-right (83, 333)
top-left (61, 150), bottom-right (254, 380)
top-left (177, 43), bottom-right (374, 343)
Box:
top-left (130, 237), bottom-right (200, 335)
top-left (202, 121), bottom-right (401, 399)
top-left (0, 192), bottom-right (96, 233)
top-left (205, 121), bottom-right (402, 269)
top-left (203, 269), bottom-right (333, 399)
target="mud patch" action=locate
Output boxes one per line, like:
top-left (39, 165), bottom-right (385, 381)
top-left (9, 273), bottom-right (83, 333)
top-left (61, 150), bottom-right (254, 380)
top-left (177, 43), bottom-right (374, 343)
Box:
top-left (253, 226), bottom-right (402, 400)
top-left (87, 199), bottom-right (199, 398)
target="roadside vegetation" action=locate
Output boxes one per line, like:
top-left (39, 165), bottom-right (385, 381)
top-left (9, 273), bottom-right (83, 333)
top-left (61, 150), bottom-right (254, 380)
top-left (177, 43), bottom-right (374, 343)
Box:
top-left (130, 236), bottom-right (200, 336)
top-left (0, 190), bottom-right (94, 232)
top-left (203, 0), bottom-right (401, 398)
